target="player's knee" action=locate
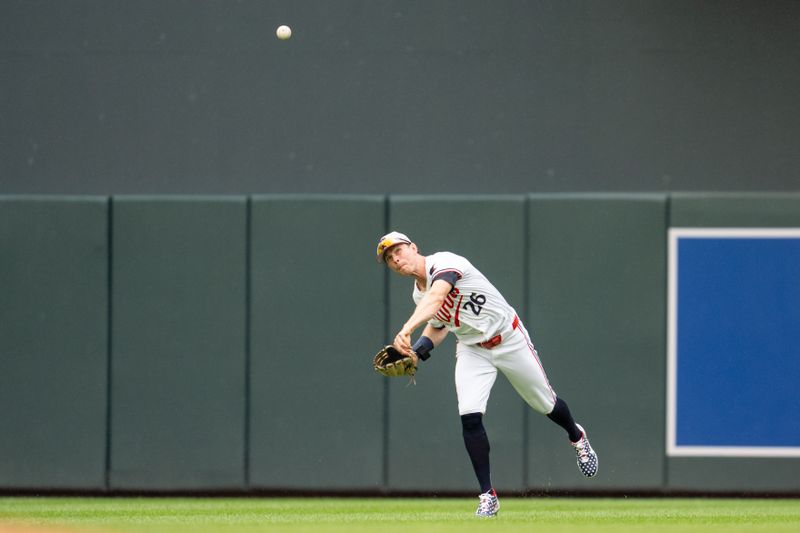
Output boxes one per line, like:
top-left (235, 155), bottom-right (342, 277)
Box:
top-left (461, 412), bottom-right (485, 434)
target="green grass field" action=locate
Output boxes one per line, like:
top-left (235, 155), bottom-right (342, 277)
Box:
top-left (1, 497), bottom-right (799, 533)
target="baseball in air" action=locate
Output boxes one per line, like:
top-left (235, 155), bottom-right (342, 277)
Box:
top-left (276, 25), bottom-right (292, 40)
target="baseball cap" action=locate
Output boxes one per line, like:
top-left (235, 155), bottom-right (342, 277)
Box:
top-left (376, 231), bottom-right (412, 262)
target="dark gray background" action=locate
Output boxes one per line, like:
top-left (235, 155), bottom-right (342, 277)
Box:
top-left (2, 0), bottom-right (799, 195)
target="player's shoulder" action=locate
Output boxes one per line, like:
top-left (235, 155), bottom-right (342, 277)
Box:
top-left (427, 251), bottom-right (472, 276)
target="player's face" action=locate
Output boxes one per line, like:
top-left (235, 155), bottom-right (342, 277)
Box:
top-left (384, 243), bottom-right (417, 276)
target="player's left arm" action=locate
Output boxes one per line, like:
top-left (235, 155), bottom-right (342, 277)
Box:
top-left (394, 279), bottom-right (452, 355)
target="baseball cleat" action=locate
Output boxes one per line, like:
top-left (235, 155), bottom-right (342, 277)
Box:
top-left (475, 489), bottom-right (500, 517)
top-left (572, 423), bottom-right (598, 477)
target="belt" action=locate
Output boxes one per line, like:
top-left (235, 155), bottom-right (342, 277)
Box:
top-left (478, 315), bottom-right (519, 349)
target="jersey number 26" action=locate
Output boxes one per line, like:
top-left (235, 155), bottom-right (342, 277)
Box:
top-left (463, 292), bottom-right (486, 316)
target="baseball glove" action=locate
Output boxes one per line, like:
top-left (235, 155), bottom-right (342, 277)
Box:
top-left (373, 345), bottom-right (417, 379)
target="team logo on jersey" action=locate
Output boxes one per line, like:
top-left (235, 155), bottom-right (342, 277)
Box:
top-left (434, 287), bottom-right (463, 327)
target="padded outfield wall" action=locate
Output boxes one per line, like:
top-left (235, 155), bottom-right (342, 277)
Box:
top-left (0, 194), bottom-right (798, 493)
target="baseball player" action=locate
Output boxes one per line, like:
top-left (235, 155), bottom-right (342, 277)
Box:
top-left (376, 231), bottom-right (598, 517)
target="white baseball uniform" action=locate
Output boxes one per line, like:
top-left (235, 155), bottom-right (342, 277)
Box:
top-left (412, 251), bottom-right (557, 416)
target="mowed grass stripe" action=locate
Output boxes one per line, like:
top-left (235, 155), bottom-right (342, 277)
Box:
top-left (1, 498), bottom-right (799, 532)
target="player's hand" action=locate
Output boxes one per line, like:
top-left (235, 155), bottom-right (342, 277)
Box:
top-left (393, 329), bottom-right (415, 360)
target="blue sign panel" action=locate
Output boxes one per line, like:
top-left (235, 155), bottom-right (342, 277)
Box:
top-left (668, 229), bottom-right (800, 456)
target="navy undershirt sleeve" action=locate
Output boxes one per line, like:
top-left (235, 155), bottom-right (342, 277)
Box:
top-left (432, 270), bottom-right (459, 288)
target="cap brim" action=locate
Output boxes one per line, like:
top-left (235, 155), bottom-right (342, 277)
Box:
top-left (376, 239), bottom-right (410, 263)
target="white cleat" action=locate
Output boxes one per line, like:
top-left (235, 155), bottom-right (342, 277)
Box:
top-left (475, 489), bottom-right (500, 517)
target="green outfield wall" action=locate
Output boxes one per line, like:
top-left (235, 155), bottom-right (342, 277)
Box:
top-left (0, 196), bottom-right (109, 489)
top-left (108, 197), bottom-right (248, 490)
top-left (525, 195), bottom-right (668, 491)
top-left (1, 193), bottom-right (798, 494)
top-left (248, 196), bottom-right (386, 490)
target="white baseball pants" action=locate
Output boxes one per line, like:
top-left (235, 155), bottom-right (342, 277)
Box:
top-left (454, 321), bottom-right (557, 416)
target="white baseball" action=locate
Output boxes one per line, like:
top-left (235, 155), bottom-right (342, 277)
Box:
top-left (276, 25), bottom-right (292, 40)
